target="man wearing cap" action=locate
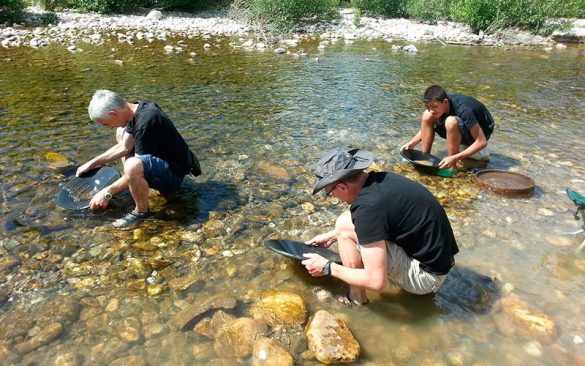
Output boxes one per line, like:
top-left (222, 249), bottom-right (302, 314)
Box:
top-left (302, 149), bottom-right (459, 305)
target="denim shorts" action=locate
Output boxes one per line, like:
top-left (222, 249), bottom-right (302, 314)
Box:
top-left (454, 117), bottom-right (476, 146)
top-left (138, 154), bottom-right (184, 193)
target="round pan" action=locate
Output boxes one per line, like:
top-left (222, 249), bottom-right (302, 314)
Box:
top-left (400, 149), bottom-right (442, 170)
top-left (264, 239), bottom-right (341, 263)
top-left (475, 169), bottom-right (535, 197)
top-left (56, 167), bottom-right (121, 210)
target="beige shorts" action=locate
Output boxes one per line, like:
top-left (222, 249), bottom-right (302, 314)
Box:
top-left (358, 241), bottom-right (447, 295)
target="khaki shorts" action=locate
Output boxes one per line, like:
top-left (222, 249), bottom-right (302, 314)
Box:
top-left (358, 241), bottom-right (447, 295)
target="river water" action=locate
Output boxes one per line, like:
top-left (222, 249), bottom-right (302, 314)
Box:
top-left (1, 35), bottom-right (585, 365)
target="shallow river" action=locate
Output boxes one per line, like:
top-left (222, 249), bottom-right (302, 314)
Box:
top-left (1, 35), bottom-right (585, 365)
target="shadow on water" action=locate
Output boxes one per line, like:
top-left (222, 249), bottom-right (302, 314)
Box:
top-left (434, 266), bottom-right (501, 316)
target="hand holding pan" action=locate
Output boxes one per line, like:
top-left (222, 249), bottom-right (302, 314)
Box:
top-left (56, 166), bottom-right (121, 210)
top-left (264, 239), bottom-right (341, 263)
top-left (400, 149), bottom-right (456, 177)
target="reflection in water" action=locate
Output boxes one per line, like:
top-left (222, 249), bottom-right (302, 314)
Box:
top-left (0, 37), bottom-right (585, 364)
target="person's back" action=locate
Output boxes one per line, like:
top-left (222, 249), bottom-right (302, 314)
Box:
top-left (126, 101), bottom-right (191, 176)
top-left (434, 93), bottom-right (494, 143)
top-left (351, 171), bottom-right (459, 275)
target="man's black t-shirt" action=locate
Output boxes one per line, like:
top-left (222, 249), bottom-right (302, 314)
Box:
top-left (350, 172), bottom-right (459, 275)
top-left (125, 101), bottom-right (191, 176)
top-left (435, 93), bottom-right (494, 141)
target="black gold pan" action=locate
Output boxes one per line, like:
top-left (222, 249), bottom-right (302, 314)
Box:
top-left (264, 239), bottom-right (342, 263)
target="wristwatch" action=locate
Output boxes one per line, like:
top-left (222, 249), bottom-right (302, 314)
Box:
top-left (103, 191), bottom-right (113, 200)
top-left (322, 261), bottom-right (332, 276)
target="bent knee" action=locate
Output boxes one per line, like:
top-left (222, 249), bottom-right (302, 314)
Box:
top-left (124, 157), bottom-right (144, 175)
top-left (444, 116), bottom-right (459, 130)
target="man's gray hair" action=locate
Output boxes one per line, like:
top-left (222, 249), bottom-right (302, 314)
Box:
top-left (88, 90), bottom-right (126, 121)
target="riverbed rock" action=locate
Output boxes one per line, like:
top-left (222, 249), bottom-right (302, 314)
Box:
top-left (249, 290), bottom-right (307, 327)
top-left (258, 161), bottom-right (290, 180)
top-left (252, 337), bottom-right (294, 366)
top-left (194, 310), bottom-right (236, 338)
top-left (167, 272), bottom-right (200, 291)
top-left (552, 19), bottom-right (585, 43)
top-left (115, 317), bottom-right (142, 343)
top-left (51, 351), bottom-right (81, 366)
top-left (497, 295), bottom-right (557, 341)
top-left (201, 219), bottom-right (225, 237)
top-left (213, 317), bottom-right (269, 357)
top-left (305, 310), bottom-right (360, 364)
top-left (14, 322), bottom-right (63, 354)
top-left (172, 294), bottom-right (238, 330)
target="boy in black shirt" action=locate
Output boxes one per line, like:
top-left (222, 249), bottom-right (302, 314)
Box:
top-left (401, 85), bottom-right (494, 169)
top-left (302, 149), bottom-right (459, 305)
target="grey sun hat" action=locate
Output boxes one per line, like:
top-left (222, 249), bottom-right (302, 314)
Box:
top-left (312, 148), bottom-right (375, 195)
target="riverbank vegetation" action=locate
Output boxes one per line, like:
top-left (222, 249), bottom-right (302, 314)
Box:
top-left (2, 0), bottom-right (584, 35)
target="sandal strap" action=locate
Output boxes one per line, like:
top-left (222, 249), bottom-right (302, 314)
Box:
top-left (113, 210), bottom-right (151, 228)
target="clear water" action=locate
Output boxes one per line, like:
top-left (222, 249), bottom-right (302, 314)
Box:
top-left (1, 36), bottom-right (585, 364)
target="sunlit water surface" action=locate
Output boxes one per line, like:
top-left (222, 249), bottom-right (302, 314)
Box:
top-left (1, 36), bottom-right (585, 365)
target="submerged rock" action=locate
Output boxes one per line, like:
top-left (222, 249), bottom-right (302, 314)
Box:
top-left (497, 295), bottom-right (557, 341)
top-left (252, 337), bottom-right (294, 366)
top-left (305, 310), bottom-right (360, 364)
top-left (194, 310), bottom-right (236, 339)
top-left (213, 317), bottom-right (268, 358)
top-left (249, 290), bottom-right (307, 327)
top-left (172, 294), bottom-right (237, 330)
top-left (14, 322), bottom-right (63, 354)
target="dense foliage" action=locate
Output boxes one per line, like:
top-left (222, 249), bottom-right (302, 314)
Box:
top-left (350, 0), bottom-right (407, 18)
top-left (352, 0), bottom-right (584, 34)
top-left (34, 0), bottom-right (229, 13)
top-left (0, 0), bottom-right (24, 23)
top-left (232, 0), bottom-right (339, 32)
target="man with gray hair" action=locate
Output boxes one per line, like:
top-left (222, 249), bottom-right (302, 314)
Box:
top-left (77, 90), bottom-right (195, 228)
top-left (302, 148), bottom-right (459, 305)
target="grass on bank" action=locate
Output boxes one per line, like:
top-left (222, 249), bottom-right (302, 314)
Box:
top-left (2, 0), bottom-right (584, 36)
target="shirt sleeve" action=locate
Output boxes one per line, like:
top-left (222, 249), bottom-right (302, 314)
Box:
top-left (352, 203), bottom-right (392, 245)
top-left (456, 104), bottom-right (478, 130)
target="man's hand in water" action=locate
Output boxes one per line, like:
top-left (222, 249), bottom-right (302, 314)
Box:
top-left (89, 189), bottom-right (111, 211)
top-left (305, 231), bottom-right (336, 248)
top-left (439, 155), bottom-right (459, 169)
top-left (76, 162), bottom-right (95, 177)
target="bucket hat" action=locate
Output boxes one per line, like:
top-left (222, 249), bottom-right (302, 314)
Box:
top-left (312, 148), bottom-right (374, 195)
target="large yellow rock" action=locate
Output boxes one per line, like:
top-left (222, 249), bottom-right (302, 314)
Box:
top-left (305, 310), bottom-right (360, 364)
top-left (214, 317), bottom-right (268, 357)
top-left (499, 295), bottom-right (557, 341)
top-left (249, 291), bottom-right (307, 327)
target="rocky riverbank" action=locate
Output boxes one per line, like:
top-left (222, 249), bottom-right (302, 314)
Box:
top-left (1, 7), bottom-right (584, 51)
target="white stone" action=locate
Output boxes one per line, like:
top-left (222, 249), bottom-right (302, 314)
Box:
top-left (574, 335), bottom-right (584, 344)
top-left (146, 10), bottom-right (163, 20)
top-left (403, 44), bottom-right (418, 53)
top-left (523, 341), bottom-right (542, 357)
